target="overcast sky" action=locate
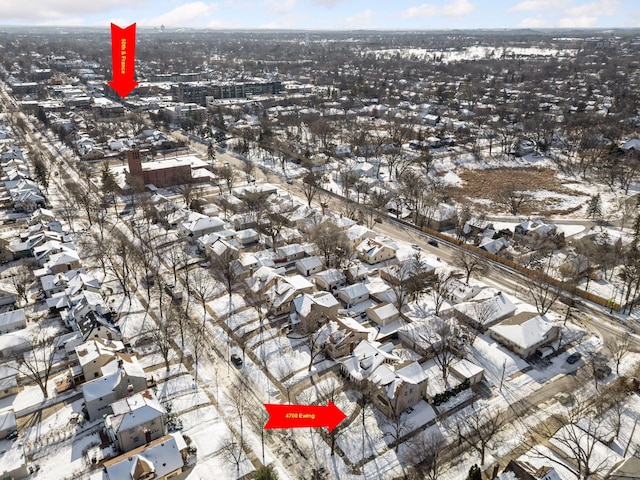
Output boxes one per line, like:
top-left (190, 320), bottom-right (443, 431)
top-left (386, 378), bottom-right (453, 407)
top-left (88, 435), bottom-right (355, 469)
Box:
top-left (1, 0), bottom-right (638, 29)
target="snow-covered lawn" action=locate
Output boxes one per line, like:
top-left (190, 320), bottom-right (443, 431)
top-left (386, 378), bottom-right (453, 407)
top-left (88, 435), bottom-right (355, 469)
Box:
top-left (207, 293), bottom-right (246, 318)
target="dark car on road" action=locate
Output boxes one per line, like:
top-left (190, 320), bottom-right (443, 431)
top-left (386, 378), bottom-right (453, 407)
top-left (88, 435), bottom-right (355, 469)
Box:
top-left (427, 239), bottom-right (439, 247)
top-left (231, 354), bottom-right (243, 368)
top-left (567, 353), bottom-right (582, 364)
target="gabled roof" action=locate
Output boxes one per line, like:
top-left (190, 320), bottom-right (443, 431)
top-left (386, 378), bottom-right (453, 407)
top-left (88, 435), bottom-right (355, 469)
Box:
top-left (107, 390), bottom-right (165, 433)
top-left (489, 315), bottom-right (556, 349)
top-left (104, 434), bottom-right (185, 480)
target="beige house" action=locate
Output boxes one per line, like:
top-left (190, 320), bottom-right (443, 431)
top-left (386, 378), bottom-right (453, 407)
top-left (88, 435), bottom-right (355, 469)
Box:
top-left (489, 314), bottom-right (559, 358)
top-left (82, 355), bottom-right (147, 421)
top-left (103, 433), bottom-right (187, 480)
top-left (75, 338), bottom-right (126, 382)
top-left (366, 302), bottom-right (400, 327)
top-left (293, 292), bottom-right (340, 332)
top-left (370, 362), bottom-right (429, 418)
top-left (105, 390), bottom-right (167, 453)
top-left (324, 317), bottom-right (372, 359)
top-left (355, 238), bottom-right (396, 265)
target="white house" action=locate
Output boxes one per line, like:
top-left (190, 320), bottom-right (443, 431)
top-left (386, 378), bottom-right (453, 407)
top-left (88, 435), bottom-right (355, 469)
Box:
top-left (337, 283), bottom-right (370, 308)
top-left (356, 238), bottom-right (396, 265)
top-left (366, 302), bottom-right (400, 327)
top-left (489, 315), bottom-right (560, 358)
top-left (295, 256), bottom-right (324, 276)
top-left (0, 309), bottom-right (26, 334)
top-left (314, 268), bottom-right (347, 292)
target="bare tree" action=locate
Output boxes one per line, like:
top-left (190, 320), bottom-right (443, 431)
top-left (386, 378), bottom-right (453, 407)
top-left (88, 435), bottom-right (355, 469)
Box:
top-left (446, 404), bottom-right (504, 465)
top-left (525, 276), bottom-right (561, 316)
top-left (190, 268), bottom-right (217, 327)
top-left (430, 316), bottom-right (459, 382)
top-left (220, 432), bottom-right (246, 477)
top-left (494, 187), bottom-right (530, 215)
top-left (13, 325), bottom-right (58, 399)
top-left (430, 270), bottom-right (453, 316)
top-left (405, 431), bottom-right (451, 480)
top-left (210, 249), bottom-right (238, 300)
top-left (10, 263), bottom-right (34, 305)
top-left (149, 318), bottom-right (174, 372)
top-left (307, 219), bottom-right (352, 268)
top-left (301, 170), bottom-right (321, 207)
top-left (305, 326), bottom-right (327, 373)
top-left (604, 332), bottom-right (631, 375)
top-left (454, 249), bottom-right (488, 284)
top-left (228, 380), bottom-right (251, 438)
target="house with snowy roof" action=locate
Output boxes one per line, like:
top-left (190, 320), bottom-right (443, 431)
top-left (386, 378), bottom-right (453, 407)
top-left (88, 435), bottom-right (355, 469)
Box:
top-left (370, 361), bottom-right (429, 418)
top-left (292, 291), bottom-right (340, 332)
top-left (489, 314), bottom-right (559, 358)
top-left (398, 317), bottom-right (444, 356)
top-left (75, 337), bottom-right (126, 382)
top-left (366, 302), bottom-right (400, 327)
top-left (338, 340), bottom-right (400, 382)
top-left (380, 258), bottom-right (435, 285)
top-left (178, 215), bottom-right (225, 242)
top-left (82, 354), bottom-right (147, 420)
top-left (356, 238), bottom-right (396, 265)
top-left (337, 283), bottom-right (370, 308)
top-left (0, 309), bottom-right (26, 335)
top-left (105, 389), bottom-right (167, 453)
top-left (324, 318), bottom-right (373, 359)
top-left (452, 292), bottom-right (517, 331)
top-left (313, 268), bottom-right (347, 292)
top-left (103, 433), bottom-right (187, 480)
top-left (295, 255), bottom-right (324, 277)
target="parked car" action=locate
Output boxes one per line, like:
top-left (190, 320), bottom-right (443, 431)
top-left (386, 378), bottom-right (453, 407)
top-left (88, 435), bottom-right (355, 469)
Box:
top-left (6, 430), bottom-right (18, 440)
top-left (286, 177), bottom-right (293, 184)
top-left (567, 353), bottom-right (582, 364)
top-left (427, 239), bottom-right (439, 247)
top-left (411, 244), bottom-right (421, 250)
top-left (231, 354), bottom-right (243, 368)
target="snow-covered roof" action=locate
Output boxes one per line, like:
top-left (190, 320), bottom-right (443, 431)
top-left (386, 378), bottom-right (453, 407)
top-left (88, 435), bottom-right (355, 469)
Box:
top-left (0, 308), bottom-right (25, 329)
top-left (104, 434), bottom-right (185, 480)
top-left (489, 315), bottom-right (557, 349)
top-left (107, 390), bottom-right (165, 433)
top-left (453, 292), bottom-right (516, 326)
top-left (338, 282), bottom-right (369, 300)
top-left (368, 302), bottom-right (399, 320)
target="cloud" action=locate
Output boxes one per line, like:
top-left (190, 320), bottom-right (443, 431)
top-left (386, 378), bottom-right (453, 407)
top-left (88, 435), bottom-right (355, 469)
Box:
top-left (509, 0), bottom-right (566, 12)
top-left (441, 0), bottom-right (475, 17)
top-left (341, 9), bottom-right (373, 27)
top-left (141, 2), bottom-right (219, 27)
top-left (259, 13), bottom-right (308, 28)
top-left (0, 0), bottom-right (143, 21)
top-left (399, 0), bottom-right (474, 20)
top-left (563, 0), bottom-right (619, 18)
top-left (517, 15), bottom-right (550, 28)
top-left (262, 0), bottom-right (297, 14)
top-left (312, 0), bottom-right (345, 7)
top-left (558, 15), bottom-right (599, 27)
top-left (399, 3), bottom-right (439, 19)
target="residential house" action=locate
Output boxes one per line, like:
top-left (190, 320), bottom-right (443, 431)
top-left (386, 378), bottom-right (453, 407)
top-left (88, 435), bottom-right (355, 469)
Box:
top-left (514, 219), bottom-right (557, 237)
top-left (292, 291), bottom-right (340, 332)
top-left (445, 278), bottom-right (481, 304)
top-left (366, 302), bottom-right (400, 327)
top-left (236, 228), bottom-right (259, 247)
top-left (75, 338), bottom-right (126, 382)
top-left (324, 317), bottom-right (372, 359)
top-left (489, 315), bottom-right (560, 358)
top-left (397, 316), bottom-right (444, 356)
top-left (103, 433), bottom-right (187, 480)
top-left (338, 340), bottom-right (400, 381)
top-left (0, 364), bottom-right (19, 399)
top-left (313, 268), bottom-right (347, 292)
top-left (356, 238), bottom-right (396, 265)
top-left (0, 408), bottom-right (16, 439)
top-left (276, 243), bottom-right (306, 262)
top-left (0, 309), bottom-right (26, 334)
top-left (380, 258), bottom-right (435, 285)
top-left (452, 292), bottom-right (517, 331)
top-left (105, 390), bottom-right (168, 453)
top-left (344, 261), bottom-right (368, 284)
top-left (345, 224), bottom-right (375, 248)
top-left (450, 358), bottom-right (484, 386)
top-left (295, 256), bottom-right (324, 277)
top-left (337, 283), bottom-right (370, 308)
top-left (503, 459), bottom-right (562, 480)
top-left (370, 361), bottom-right (429, 418)
top-left (608, 457), bottom-right (640, 480)
top-left (76, 311), bottom-right (121, 342)
top-left (82, 355), bottom-right (147, 420)
top-left (0, 440), bottom-right (28, 479)
top-left (0, 286), bottom-right (16, 307)
top-left (179, 216), bottom-right (225, 242)
top-left (38, 249), bottom-right (82, 275)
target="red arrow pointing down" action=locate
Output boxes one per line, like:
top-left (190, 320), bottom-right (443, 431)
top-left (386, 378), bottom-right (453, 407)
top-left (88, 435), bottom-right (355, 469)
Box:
top-left (264, 401), bottom-right (347, 433)
top-left (107, 23), bottom-right (139, 98)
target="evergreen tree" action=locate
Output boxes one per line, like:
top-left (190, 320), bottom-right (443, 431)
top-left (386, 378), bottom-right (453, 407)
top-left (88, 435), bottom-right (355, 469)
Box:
top-left (255, 465), bottom-right (279, 480)
top-left (468, 464), bottom-right (482, 480)
top-left (100, 162), bottom-right (118, 199)
top-left (586, 193), bottom-right (602, 218)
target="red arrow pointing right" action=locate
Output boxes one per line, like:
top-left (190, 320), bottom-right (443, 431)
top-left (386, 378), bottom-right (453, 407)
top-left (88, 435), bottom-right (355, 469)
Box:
top-left (264, 401), bottom-right (347, 433)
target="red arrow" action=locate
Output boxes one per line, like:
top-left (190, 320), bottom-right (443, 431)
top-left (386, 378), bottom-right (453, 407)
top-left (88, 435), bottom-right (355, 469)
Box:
top-left (264, 401), bottom-right (347, 433)
top-left (107, 23), bottom-right (139, 98)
